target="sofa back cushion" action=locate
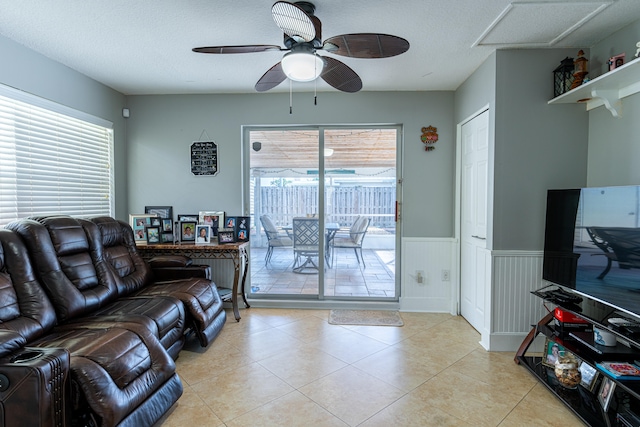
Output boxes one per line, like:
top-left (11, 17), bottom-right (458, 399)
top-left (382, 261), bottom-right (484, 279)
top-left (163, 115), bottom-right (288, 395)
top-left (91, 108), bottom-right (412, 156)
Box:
top-left (7, 216), bottom-right (119, 322)
top-left (87, 216), bottom-right (153, 296)
top-left (0, 229), bottom-right (56, 353)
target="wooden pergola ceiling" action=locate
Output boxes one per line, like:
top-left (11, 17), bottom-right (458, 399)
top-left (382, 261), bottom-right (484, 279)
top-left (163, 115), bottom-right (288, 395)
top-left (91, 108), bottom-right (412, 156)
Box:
top-left (249, 128), bottom-right (397, 169)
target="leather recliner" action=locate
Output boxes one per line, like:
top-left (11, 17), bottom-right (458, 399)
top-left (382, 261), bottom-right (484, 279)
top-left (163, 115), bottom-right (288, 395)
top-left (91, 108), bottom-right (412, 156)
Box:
top-left (0, 228), bottom-right (183, 427)
top-left (7, 217), bottom-right (187, 360)
top-left (87, 216), bottom-right (227, 347)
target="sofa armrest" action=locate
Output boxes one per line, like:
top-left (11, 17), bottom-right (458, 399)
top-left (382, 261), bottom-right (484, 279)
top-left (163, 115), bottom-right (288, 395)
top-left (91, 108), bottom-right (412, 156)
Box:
top-left (151, 265), bottom-right (211, 281)
top-left (148, 255), bottom-right (192, 268)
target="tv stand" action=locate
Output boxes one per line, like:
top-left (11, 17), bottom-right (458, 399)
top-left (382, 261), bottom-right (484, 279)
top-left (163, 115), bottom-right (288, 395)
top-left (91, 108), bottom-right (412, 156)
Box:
top-left (516, 289), bottom-right (640, 426)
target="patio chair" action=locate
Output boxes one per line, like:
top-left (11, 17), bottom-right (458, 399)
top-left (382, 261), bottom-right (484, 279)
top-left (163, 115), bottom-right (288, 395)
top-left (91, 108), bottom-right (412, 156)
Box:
top-left (292, 217), bottom-right (320, 274)
top-left (330, 217), bottom-right (371, 267)
top-left (260, 214), bottom-right (293, 266)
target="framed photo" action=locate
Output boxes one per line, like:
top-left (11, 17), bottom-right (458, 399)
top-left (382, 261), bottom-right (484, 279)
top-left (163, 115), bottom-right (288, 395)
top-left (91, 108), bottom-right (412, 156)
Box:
top-left (179, 221), bottom-right (197, 242)
top-left (161, 218), bottom-right (173, 233)
top-left (178, 214), bottom-right (198, 222)
top-left (579, 361), bottom-right (600, 392)
top-left (199, 211), bottom-right (224, 236)
top-left (598, 376), bottom-right (615, 411)
top-left (130, 214), bottom-right (156, 242)
top-left (608, 53), bottom-right (625, 71)
top-left (218, 229), bottom-right (236, 244)
top-left (160, 232), bottom-right (174, 244)
top-left (145, 206), bottom-right (173, 220)
top-left (134, 227), bottom-right (147, 242)
top-left (224, 216), bottom-right (236, 229)
top-left (146, 226), bottom-right (161, 244)
top-left (150, 217), bottom-right (162, 227)
top-left (195, 225), bottom-right (212, 245)
top-left (542, 339), bottom-right (565, 367)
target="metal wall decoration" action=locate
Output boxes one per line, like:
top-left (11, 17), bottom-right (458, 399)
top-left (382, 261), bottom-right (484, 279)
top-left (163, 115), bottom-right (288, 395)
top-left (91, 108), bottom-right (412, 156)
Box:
top-left (421, 126), bottom-right (438, 151)
top-left (191, 141), bottom-right (218, 176)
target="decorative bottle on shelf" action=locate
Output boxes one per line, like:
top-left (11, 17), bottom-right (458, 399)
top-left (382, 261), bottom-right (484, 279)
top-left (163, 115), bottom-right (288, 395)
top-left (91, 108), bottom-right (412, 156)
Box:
top-left (554, 351), bottom-right (581, 389)
top-left (570, 50), bottom-right (589, 90)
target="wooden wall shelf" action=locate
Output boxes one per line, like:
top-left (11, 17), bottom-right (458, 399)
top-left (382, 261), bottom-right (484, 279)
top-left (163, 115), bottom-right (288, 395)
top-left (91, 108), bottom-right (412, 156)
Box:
top-left (548, 58), bottom-right (640, 117)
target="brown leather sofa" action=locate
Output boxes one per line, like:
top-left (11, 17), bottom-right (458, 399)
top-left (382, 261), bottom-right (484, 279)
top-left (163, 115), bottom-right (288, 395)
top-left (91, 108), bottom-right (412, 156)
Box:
top-left (0, 215), bottom-right (228, 426)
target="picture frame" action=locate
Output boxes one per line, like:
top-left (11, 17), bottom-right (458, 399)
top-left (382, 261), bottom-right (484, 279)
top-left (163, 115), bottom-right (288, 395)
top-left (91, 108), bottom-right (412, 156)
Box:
top-left (134, 227), bottom-right (147, 242)
top-left (161, 218), bottom-right (173, 233)
top-left (180, 221), bottom-right (197, 242)
top-left (542, 339), bottom-right (565, 367)
top-left (150, 217), bottom-right (162, 227)
top-left (195, 225), bottom-right (212, 245)
top-left (224, 216), bottom-right (236, 229)
top-left (146, 226), bottom-right (161, 244)
top-left (177, 214), bottom-right (198, 222)
top-left (160, 232), bottom-right (174, 244)
top-left (608, 53), bottom-right (625, 71)
top-left (145, 206), bottom-right (173, 220)
top-left (579, 361), bottom-right (600, 392)
top-left (226, 216), bottom-right (250, 242)
top-left (598, 376), bottom-right (615, 411)
top-left (218, 229), bottom-right (236, 244)
top-left (199, 211), bottom-right (224, 236)
top-left (129, 214), bottom-right (157, 243)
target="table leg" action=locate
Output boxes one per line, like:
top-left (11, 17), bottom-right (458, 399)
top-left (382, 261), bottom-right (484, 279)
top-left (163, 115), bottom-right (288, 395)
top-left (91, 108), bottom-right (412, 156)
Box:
top-left (240, 247), bottom-right (250, 309)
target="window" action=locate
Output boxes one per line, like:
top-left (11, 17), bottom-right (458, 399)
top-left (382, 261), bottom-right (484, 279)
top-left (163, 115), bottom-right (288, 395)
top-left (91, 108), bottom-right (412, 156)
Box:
top-left (0, 85), bottom-right (113, 227)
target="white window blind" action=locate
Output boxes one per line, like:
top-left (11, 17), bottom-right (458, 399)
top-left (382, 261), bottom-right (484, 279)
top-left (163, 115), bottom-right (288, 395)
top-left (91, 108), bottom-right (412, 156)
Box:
top-left (0, 86), bottom-right (113, 227)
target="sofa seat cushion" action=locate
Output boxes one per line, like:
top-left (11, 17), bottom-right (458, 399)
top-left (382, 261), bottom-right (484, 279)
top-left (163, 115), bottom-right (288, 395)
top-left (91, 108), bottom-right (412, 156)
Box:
top-left (90, 296), bottom-right (186, 359)
top-left (33, 325), bottom-right (180, 426)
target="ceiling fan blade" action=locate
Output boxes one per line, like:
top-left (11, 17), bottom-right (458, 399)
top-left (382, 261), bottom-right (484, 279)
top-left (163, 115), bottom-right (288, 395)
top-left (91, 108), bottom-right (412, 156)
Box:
top-left (255, 62), bottom-right (287, 92)
top-left (322, 34), bottom-right (410, 58)
top-left (271, 1), bottom-right (315, 42)
top-left (320, 57), bottom-right (362, 93)
top-left (193, 45), bottom-right (282, 54)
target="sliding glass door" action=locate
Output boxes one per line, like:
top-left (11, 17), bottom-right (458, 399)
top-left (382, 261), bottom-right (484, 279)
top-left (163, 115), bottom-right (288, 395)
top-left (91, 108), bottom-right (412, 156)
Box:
top-left (244, 125), bottom-right (399, 302)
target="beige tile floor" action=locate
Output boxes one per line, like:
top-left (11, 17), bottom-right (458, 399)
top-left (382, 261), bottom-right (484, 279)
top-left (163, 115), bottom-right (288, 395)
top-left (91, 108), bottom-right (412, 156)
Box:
top-left (156, 308), bottom-right (584, 427)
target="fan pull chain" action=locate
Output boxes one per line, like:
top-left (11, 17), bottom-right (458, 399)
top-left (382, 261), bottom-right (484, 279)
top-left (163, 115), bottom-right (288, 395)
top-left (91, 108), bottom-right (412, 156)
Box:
top-left (314, 53), bottom-right (318, 106)
top-left (289, 79), bottom-right (293, 114)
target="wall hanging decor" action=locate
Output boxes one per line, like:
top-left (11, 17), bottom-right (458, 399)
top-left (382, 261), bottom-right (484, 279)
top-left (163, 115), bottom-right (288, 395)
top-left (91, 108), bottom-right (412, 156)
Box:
top-left (191, 130), bottom-right (218, 176)
top-left (421, 126), bottom-right (438, 151)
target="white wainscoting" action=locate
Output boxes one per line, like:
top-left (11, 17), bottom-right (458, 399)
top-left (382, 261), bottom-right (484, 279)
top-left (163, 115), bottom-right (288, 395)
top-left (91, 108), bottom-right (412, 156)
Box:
top-left (489, 250), bottom-right (547, 351)
top-left (400, 237), bottom-right (457, 313)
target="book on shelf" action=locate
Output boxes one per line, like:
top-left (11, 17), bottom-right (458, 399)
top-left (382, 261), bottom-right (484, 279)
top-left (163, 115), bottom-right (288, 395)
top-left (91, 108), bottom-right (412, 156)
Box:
top-left (596, 362), bottom-right (640, 380)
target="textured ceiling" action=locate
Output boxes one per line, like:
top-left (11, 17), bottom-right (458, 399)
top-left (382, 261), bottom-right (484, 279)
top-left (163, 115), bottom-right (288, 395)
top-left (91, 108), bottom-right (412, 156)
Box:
top-left (1, 0), bottom-right (639, 95)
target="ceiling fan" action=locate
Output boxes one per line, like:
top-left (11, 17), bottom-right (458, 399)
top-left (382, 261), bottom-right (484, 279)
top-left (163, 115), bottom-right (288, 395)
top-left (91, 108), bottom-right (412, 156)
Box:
top-left (192, 1), bottom-right (410, 93)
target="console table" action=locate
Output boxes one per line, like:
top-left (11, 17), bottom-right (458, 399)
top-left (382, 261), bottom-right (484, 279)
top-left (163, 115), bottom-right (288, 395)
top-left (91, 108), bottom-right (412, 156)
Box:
top-left (138, 242), bottom-right (250, 321)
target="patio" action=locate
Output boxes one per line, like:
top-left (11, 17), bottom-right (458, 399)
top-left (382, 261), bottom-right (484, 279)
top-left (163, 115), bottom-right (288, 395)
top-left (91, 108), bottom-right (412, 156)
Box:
top-left (249, 246), bottom-right (396, 298)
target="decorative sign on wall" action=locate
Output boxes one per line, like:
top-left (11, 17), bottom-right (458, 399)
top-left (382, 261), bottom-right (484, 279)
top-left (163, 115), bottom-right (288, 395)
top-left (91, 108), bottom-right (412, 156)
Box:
top-left (421, 126), bottom-right (438, 151)
top-left (190, 141), bottom-right (218, 176)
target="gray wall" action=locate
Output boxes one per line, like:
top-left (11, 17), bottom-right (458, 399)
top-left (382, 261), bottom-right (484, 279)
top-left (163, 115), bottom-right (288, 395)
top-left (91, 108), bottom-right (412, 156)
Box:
top-left (587, 20), bottom-right (640, 187)
top-left (0, 35), bottom-right (129, 219)
top-left (454, 48), bottom-right (590, 251)
top-left (492, 49), bottom-right (589, 250)
top-left (126, 91), bottom-right (455, 237)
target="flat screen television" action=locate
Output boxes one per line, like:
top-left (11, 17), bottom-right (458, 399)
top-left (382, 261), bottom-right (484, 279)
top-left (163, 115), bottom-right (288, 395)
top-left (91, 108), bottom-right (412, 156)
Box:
top-left (543, 185), bottom-right (640, 322)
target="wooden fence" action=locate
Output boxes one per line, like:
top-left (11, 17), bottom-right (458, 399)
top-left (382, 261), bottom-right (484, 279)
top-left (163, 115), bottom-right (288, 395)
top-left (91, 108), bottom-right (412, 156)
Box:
top-left (259, 185), bottom-right (396, 229)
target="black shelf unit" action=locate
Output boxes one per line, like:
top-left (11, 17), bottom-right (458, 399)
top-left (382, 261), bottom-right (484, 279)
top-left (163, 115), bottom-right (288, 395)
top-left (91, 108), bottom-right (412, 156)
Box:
top-left (516, 288), bottom-right (640, 426)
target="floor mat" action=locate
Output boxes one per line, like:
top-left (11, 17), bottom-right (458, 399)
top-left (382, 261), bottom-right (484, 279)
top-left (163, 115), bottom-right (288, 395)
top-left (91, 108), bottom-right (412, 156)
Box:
top-left (328, 309), bottom-right (404, 326)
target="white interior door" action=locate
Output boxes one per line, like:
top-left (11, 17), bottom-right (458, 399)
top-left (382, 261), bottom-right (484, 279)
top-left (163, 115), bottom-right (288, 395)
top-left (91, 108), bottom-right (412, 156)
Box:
top-left (460, 110), bottom-right (489, 332)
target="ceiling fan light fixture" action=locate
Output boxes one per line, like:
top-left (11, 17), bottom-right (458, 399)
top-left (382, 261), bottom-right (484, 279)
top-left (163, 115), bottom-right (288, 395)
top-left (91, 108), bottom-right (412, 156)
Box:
top-left (281, 51), bottom-right (324, 82)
